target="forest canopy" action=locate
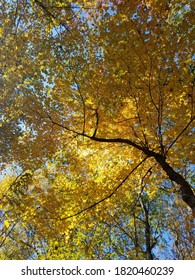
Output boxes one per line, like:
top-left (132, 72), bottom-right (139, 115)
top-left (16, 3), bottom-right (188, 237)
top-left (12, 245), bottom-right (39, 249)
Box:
top-left (0, 0), bottom-right (195, 260)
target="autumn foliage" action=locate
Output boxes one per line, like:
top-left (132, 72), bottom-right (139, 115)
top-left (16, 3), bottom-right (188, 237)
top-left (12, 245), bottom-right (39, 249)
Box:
top-left (0, 0), bottom-right (194, 259)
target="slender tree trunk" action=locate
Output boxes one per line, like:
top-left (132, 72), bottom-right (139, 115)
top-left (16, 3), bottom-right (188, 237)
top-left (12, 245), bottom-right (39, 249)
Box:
top-left (133, 212), bottom-right (139, 259)
top-left (139, 198), bottom-right (153, 260)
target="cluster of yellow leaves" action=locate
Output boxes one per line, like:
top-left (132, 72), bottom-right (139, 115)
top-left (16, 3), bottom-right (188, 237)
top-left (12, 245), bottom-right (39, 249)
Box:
top-left (0, 0), bottom-right (194, 260)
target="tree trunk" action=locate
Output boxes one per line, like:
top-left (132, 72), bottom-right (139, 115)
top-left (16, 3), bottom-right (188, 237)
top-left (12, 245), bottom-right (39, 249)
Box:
top-left (139, 198), bottom-right (154, 260)
top-left (152, 153), bottom-right (195, 217)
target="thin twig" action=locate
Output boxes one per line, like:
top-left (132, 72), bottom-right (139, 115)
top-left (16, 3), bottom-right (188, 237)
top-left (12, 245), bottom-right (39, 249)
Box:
top-left (166, 116), bottom-right (195, 155)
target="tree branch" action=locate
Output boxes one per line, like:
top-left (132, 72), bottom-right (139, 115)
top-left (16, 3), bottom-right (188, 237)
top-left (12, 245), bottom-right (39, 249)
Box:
top-left (34, 0), bottom-right (70, 32)
top-left (92, 108), bottom-right (99, 137)
top-left (166, 116), bottom-right (195, 154)
top-left (60, 157), bottom-right (148, 220)
top-left (47, 115), bottom-right (195, 216)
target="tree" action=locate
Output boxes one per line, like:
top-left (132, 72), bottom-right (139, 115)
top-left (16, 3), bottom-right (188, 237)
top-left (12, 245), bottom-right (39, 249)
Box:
top-left (0, 0), bottom-right (194, 259)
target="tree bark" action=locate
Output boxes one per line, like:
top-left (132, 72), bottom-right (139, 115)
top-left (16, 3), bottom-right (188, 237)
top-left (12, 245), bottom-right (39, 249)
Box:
top-left (151, 153), bottom-right (195, 217)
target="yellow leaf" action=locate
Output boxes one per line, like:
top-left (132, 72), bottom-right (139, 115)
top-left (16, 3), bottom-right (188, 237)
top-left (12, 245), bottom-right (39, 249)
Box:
top-left (4, 220), bottom-right (10, 228)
